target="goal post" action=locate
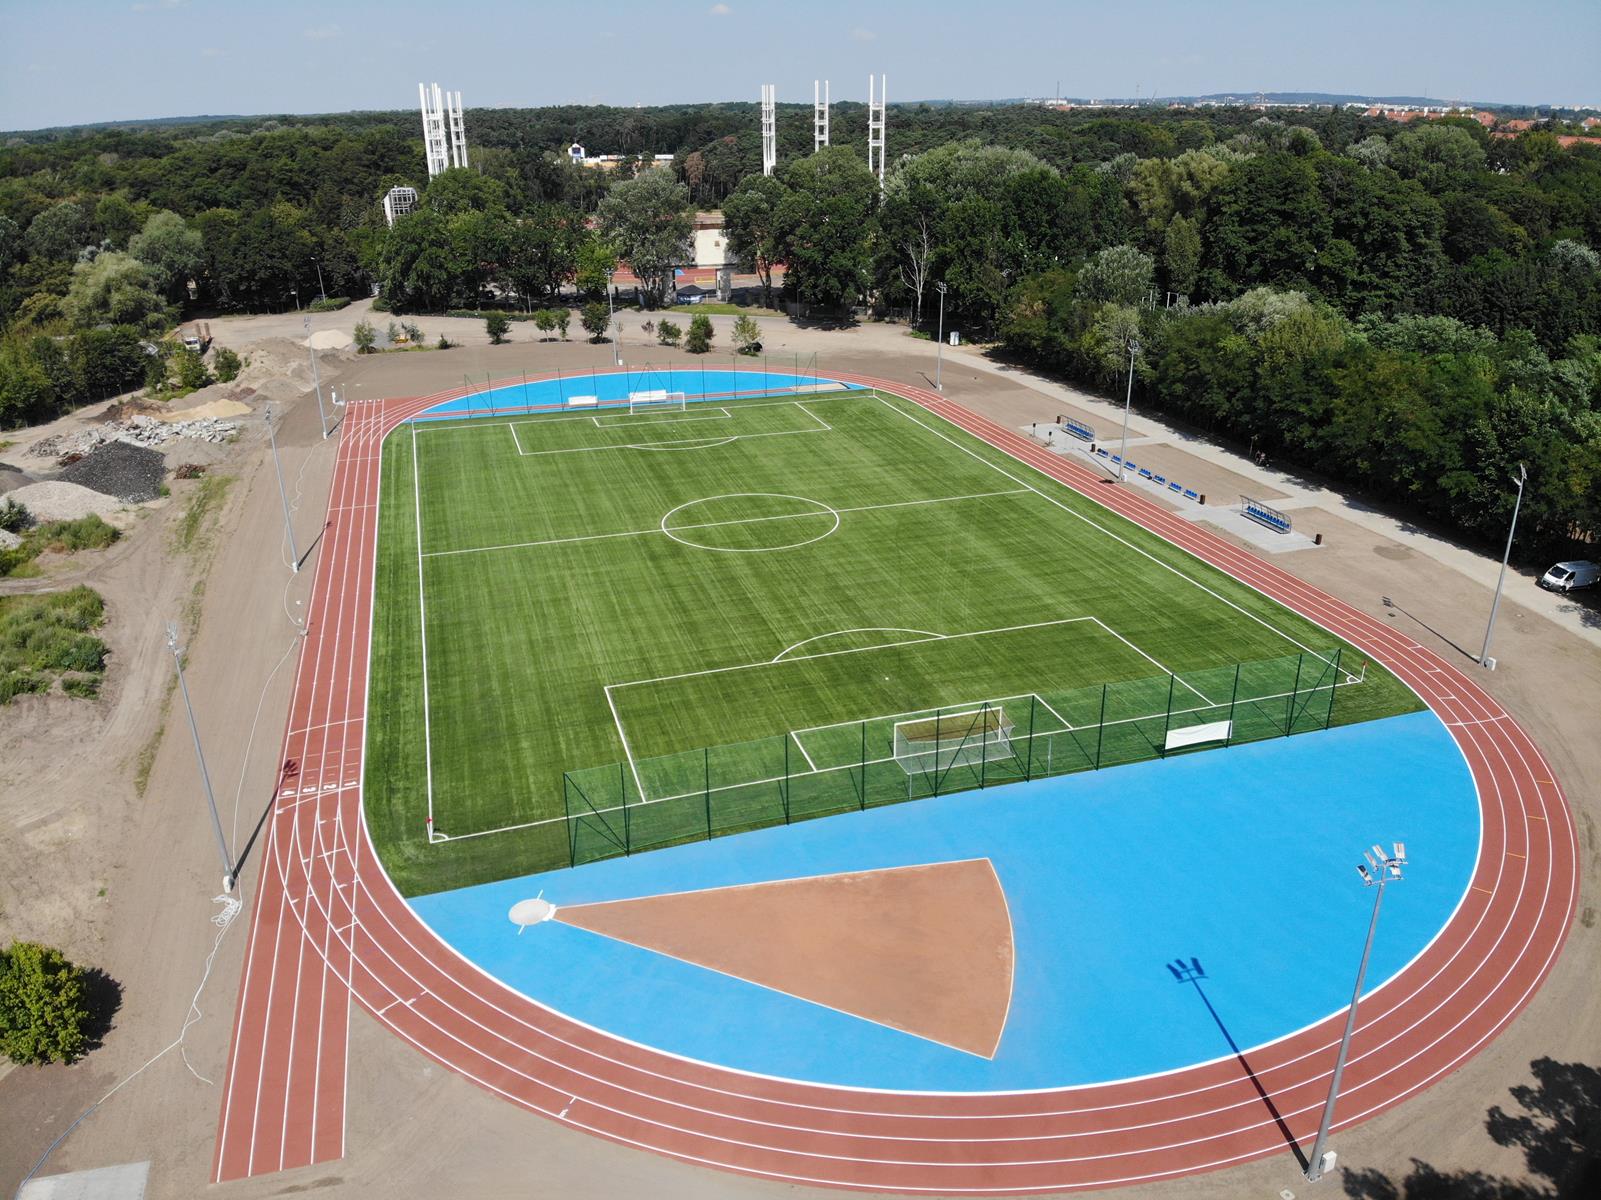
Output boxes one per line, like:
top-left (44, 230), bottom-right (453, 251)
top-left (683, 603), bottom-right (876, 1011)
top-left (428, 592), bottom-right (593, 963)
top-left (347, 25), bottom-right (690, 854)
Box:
top-left (628, 390), bottom-right (687, 414)
top-left (893, 705), bottom-right (1014, 778)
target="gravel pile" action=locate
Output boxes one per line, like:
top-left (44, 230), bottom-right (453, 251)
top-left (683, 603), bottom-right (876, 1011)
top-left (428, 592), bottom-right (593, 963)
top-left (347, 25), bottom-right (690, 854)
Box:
top-left (0, 464), bottom-right (32, 494)
top-left (58, 441), bottom-right (167, 502)
top-left (3, 480), bottom-right (125, 521)
top-left (28, 415), bottom-right (238, 460)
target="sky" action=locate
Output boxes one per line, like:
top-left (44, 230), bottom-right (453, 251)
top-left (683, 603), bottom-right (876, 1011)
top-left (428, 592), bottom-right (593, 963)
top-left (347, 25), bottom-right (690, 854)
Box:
top-left (2, 0), bottom-right (1598, 132)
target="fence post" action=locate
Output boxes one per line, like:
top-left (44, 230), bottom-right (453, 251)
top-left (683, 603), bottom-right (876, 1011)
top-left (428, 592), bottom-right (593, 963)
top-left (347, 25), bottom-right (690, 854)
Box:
top-left (932, 708), bottom-right (943, 797)
top-left (858, 720), bottom-right (867, 809)
top-left (1286, 653), bottom-right (1305, 736)
top-left (1160, 673), bottom-right (1176, 756)
top-left (563, 773), bottom-right (576, 867)
top-left (782, 734), bottom-right (791, 823)
top-left (1094, 684), bottom-right (1107, 769)
top-left (1324, 647), bottom-right (1343, 730)
top-left (1226, 663), bottom-right (1241, 747)
top-left (704, 747), bottom-right (712, 838)
top-left (1024, 695), bottom-right (1037, 781)
top-left (980, 702), bottom-right (989, 788)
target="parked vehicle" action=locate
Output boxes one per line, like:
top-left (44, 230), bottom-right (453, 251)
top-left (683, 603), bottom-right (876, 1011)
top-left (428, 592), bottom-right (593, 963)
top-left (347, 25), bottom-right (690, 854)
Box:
top-left (1537, 560), bottom-right (1600, 593)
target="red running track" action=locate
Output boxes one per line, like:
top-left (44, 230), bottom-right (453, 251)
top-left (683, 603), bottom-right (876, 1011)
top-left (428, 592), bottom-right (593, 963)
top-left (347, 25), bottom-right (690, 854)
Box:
top-left (213, 373), bottom-right (1578, 1191)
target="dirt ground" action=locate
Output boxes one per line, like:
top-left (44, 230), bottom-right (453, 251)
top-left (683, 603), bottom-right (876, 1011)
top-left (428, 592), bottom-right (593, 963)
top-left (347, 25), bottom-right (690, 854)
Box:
top-left (1, 325), bottom-right (1596, 1200)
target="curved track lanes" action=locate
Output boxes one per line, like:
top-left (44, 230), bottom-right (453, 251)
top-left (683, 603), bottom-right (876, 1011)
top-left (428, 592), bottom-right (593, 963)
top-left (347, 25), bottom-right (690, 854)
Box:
top-left (212, 374), bottom-right (1578, 1192)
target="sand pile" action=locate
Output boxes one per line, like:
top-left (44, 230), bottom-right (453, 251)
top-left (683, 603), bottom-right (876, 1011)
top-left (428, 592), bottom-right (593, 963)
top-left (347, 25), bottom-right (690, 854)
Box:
top-left (4, 480), bottom-right (126, 521)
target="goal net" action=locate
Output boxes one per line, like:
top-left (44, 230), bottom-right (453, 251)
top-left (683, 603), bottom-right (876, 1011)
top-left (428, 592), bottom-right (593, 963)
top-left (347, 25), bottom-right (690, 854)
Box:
top-left (628, 390), bottom-right (687, 414)
top-left (893, 706), bottom-right (1014, 777)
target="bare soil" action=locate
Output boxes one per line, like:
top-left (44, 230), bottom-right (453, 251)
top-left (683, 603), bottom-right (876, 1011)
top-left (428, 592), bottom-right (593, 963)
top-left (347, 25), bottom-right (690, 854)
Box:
top-left (0, 327), bottom-right (1595, 1200)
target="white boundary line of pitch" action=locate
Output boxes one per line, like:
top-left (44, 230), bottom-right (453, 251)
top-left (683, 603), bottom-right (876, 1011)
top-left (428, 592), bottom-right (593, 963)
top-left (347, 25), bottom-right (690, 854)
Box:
top-left (411, 423), bottom-right (438, 841)
top-left (410, 392), bottom-right (869, 435)
top-left (505, 401), bottom-right (834, 457)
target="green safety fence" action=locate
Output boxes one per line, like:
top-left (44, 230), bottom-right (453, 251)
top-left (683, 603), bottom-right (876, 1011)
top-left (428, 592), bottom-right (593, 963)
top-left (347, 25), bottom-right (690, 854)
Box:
top-left (563, 647), bottom-right (1347, 868)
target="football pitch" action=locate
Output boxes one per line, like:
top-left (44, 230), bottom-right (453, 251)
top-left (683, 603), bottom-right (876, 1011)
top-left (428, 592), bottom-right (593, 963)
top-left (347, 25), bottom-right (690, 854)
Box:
top-left (365, 387), bottom-right (1421, 896)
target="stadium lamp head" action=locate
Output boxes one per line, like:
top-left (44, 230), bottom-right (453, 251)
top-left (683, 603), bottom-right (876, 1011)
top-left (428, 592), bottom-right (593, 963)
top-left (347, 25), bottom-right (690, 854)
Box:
top-left (1356, 864), bottom-right (1373, 884)
top-left (1393, 841), bottom-right (1406, 862)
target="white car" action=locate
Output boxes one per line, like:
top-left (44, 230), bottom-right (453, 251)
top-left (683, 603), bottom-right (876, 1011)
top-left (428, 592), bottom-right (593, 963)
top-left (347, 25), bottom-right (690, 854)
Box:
top-left (1538, 560), bottom-right (1600, 593)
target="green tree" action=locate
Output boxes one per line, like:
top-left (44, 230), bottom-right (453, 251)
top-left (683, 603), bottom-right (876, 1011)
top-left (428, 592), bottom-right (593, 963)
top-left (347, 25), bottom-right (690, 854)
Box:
top-left (1390, 124), bottom-right (1487, 190)
top-left (553, 308), bottom-right (570, 340)
top-left (171, 348), bottom-right (211, 390)
top-left (26, 202), bottom-right (89, 262)
top-left (731, 313), bottom-right (761, 355)
top-left (1076, 244), bottom-right (1155, 306)
top-left (485, 311), bottom-right (511, 344)
top-left (424, 168), bottom-right (509, 216)
top-left (775, 147), bottom-right (878, 313)
top-left (657, 318), bottom-right (682, 346)
top-left (505, 206), bottom-right (579, 306)
top-left (128, 211), bottom-right (204, 300)
top-left (212, 346), bottom-right (243, 382)
top-left (0, 941), bottom-right (92, 1065)
top-left (597, 168), bottom-right (693, 307)
top-left (574, 234), bottom-right (619, 299)
top-left (532, 309), bottom-right (557, 338)
top-left (378, 209), bottom-right (457, 312)
top-left (722, 174), bottom-right (789, 309)
top-left (1163, 215), bottom-right (1202, 297)
top-left (580, 300), bottom-right (611, 342)
top-left (352, 320), bottom-right (376, 353)
top-left (684, 312), bottom-right (714, 353)
top-left (63, 253), bottom-right (170, 331)
top-left (92, 194), bottom-right (143, 251)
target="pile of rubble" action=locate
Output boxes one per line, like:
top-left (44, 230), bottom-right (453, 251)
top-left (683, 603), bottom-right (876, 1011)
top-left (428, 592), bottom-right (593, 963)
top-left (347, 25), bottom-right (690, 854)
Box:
top-left (28, 415), bottom-right (239, 461)
top-left (59, 441), bottom-right (168, 503)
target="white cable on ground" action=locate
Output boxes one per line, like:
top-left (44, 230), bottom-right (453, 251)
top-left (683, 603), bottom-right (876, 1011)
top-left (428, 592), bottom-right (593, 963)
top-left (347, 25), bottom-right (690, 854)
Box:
top-left (12, 895), bottom-right (244, 1198)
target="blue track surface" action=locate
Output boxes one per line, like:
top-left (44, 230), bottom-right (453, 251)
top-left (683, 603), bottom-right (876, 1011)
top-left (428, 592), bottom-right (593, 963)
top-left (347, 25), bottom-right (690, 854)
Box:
top-left (408, 711), bottom-right (1478, 1092)
top-left (417, 366), bottom-right (861, 419)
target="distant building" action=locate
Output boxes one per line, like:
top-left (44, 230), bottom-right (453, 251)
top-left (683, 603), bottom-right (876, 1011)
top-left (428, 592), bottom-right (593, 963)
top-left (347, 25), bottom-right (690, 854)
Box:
top-left (692, 212), bottom-right (727, 269)
top-left (383, 186), bottom-right (419, 228)
top-left (566, 143), bottom-right (675, 171)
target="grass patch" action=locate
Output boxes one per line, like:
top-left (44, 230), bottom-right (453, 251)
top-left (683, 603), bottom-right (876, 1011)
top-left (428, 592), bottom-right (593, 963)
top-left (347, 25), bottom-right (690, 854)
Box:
top-left (175, 474), bottom-right (234, 553)
top-left (366, 388), bottom-right (1419, 896)
top-left (0, 586), bottom-right (108, 704)
top-left (1, 516), bottom-right (120, 578)
top-left (663, 302), bottom-right (781, 317)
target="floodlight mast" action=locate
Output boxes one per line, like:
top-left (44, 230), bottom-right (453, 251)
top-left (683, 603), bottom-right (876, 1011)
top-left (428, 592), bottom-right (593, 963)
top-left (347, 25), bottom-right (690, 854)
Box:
top-left (1304, 841), bottom-right (1408, 1182)
top-left (167, 621), bottom-right (236, 894)
top-left (761, 85), bottom-right (777, 176)
top-left (867, 74), bottom-right (887, 189)
top-left (814, 80), bottom-right (830, 150)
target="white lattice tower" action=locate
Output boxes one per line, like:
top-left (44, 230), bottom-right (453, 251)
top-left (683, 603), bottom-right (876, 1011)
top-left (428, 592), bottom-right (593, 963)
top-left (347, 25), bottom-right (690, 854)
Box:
top-left (867, 74), bottom-right (887, 189)
top-left (420, 82), bottom-right (450, 178)
top-left (447, 90), bottom-right (468, 169)
top-left (814, 79), bottom-right (830, 150)
top-left (761, 84), bottom-right (777, 176)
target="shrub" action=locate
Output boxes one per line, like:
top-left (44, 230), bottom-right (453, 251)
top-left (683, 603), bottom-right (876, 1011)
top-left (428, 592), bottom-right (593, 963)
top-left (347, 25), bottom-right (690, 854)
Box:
top-left (485, 311), bottom-right (511, 344)
top-left (580, 301), bottom-right (612, 342)
top-left (402, 321), bottom-right (423, 344)
top-left (212, 346), bottom-right (242, 383)
top-left (533, 309), bottom-right (557, 339)
top-left (657, 319), bottom-right (682, 347)
top-left (684, 313), bottom-right (714, 354)
top-left (0, 497), bottom-right (31, 534)
top-left (307, 296), bottom-right (350, 312)
top-left (172, 348), bottom-right (211, 391)
top-left (435, 334), bottom-right (453, 350)
top-left (369, 293), bottom-right (393, 312)
top-left (554, 308), bottom-right (570, 340)
top-left (0, 941), bottom-right (91, 1065)
top-left (732, 314), bottom-right (761, 355)
top-left (352, 320), bottom-right (376, 354)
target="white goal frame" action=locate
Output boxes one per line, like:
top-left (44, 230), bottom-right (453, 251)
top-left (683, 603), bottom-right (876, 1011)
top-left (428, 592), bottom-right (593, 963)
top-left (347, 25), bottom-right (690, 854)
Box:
top-left (628, 390), bottom-right (687, 414)
top-left (893, 705), bottom-right (1015, 777)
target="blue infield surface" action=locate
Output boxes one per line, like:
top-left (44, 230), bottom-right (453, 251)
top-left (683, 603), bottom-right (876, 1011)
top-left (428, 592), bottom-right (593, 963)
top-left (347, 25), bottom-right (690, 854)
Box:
top-left (408, 710), bottom-right (1478, 1093)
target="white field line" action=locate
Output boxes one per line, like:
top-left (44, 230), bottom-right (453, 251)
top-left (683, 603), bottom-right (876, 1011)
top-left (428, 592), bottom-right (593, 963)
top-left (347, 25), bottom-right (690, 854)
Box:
top-left (507, 423), bottom-right (524, 454)
top-left (1031, 692), bottom-right (1074, 732)
top-left (593, 407), bottom-right (733, 427)
top-left (792, 690), bottom-right (1074, 738)
top-left (603, 684), bottom-right (648, 804)
top-left (510, 401), bottom-right (834, 458)
top-left (773, 627), bottom-right (944, 663)
top-left (1087, 617), bottom-right (1213, 705)
top-left (421, 488), bottom-right (1030, 560)
top-left (873, 395), bottom-right (1358, 683)
top-left (466, 674), bottom-right (1369, 837)
top-left (412, 392), bottom-right (865, 434)
top-left (410, 423), bottom-right (437, 841)
top-left (789, 731), bottom-right (819, 772)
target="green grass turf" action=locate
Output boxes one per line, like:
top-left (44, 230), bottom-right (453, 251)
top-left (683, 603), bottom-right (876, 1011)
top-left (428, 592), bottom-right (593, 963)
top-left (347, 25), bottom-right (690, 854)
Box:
top-left (365, 389), bottom-right (1421, 895)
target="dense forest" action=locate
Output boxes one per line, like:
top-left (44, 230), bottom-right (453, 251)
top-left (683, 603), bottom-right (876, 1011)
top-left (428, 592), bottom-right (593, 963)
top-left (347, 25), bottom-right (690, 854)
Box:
top-left (1, 101), bottom-right (1598, 559)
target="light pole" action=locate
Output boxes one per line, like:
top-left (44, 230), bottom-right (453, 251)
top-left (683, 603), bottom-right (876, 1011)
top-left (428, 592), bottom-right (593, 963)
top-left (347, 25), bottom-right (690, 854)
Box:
top-left (1478, 462), bottom-right (1527, 670)
top-left (312, 257), bottom-right (327, 302)
top-left (934, 282), bottom-right (948, 391)
top-left (167, 621), bottom-right (235, 893)
top-left (303, 315), bottom-right (329, 438)
top-left (1116, 337), bottom-right (1140, 481)
top-left (606, 270), bottom-right (621, 367)
top-left (1304, 841), bottom-right (1407, 1182)
top-left (265, 405), bottom-right (299, 573)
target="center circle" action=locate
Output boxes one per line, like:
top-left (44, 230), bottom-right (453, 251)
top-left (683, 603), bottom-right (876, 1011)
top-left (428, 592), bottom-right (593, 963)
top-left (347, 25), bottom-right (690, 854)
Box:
top-left (659, 493), bottom-right (842, 553)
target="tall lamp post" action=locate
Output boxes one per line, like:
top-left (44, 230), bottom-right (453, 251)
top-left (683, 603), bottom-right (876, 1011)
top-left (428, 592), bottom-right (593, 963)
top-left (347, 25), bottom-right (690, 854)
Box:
top-left (265, 405), bottom-right (300, 573)
top-left (934, 282), bottom-right (948, 391)
top-left (1304, 841), bottom-right (1407, 1182)
top-left (1116, 337), bottom-right (1140, 481)
top-left (167, 621), bottom-right (236, 894)
top-left (1479, 462), bottom-right (1527, 670)
top-left (606, 270), bottom-right (621, 367)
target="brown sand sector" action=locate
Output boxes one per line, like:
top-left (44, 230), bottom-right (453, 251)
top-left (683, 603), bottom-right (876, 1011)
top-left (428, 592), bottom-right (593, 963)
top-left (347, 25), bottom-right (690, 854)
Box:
top-left (553, 858), bottom-right (1014, 1057)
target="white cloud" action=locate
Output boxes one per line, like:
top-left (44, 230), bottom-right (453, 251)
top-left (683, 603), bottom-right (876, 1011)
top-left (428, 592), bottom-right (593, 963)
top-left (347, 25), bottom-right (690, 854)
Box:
top-left (303, 24), bottom-right (342, 41)
top-left (708, 3), bottom-right (732, 15)
top-left (200, 47), bottom-right (224, 58)
top-left (850, 26), bottom-right (877, 42)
